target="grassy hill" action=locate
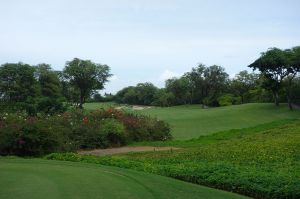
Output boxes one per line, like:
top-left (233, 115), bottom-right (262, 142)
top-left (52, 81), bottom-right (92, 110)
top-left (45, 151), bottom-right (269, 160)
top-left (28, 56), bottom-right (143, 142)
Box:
top-left (46, 119), bottom-right (300, 198)
top-left (0, 158), bottom-right (246, 199)
top-left (51, 102), bottom-right (300, 198)
top-left (140, 103), bottom-right (300, 139)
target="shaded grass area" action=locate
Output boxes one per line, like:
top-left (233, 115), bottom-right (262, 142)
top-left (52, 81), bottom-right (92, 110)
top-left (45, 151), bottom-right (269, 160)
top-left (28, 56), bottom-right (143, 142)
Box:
top-left (46, 120), bottom-right (300, 199)
top-left (0, 158), bottom-right (246, 199)
top-left (139, 103), bottom-right (300, 140)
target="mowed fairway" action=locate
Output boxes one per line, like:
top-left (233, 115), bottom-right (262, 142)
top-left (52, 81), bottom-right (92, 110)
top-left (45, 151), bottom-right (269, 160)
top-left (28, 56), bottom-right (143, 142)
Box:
top-left (140, 103), bottom-right (300, 139)
top-left (0, 158), bottom-right (247, 199)
top-left (84, 102), bottom-right (116, 110)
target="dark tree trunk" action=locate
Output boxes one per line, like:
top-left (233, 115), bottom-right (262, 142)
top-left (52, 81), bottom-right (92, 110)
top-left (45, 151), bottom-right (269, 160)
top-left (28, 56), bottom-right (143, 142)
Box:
top-left (287, 96), bottom-right (293, 110)
top-left (287, 77), bottom-right (294, 111)
top-left (79, 91), bottom-right (84, 109)
top-left (79, 100), bottom-right (83, 109)
top-left (273, 90), bottom-right (279, 106)
top-left (190, 88), bottom-right (194, 104)
top-left (241, 95), bottom-right (244, 104)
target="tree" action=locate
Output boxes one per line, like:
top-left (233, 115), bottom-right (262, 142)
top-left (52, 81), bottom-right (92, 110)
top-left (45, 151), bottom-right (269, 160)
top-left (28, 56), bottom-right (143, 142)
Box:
top-left (0, 63), bottom-right (37, 102)
top-left (123, 88), bottom-right (139, 104)
top-left (57, 71), bottom-right (80, 105)
top-left (203, 65), bottom-right (229, 106)
top-left (165, 77), bottom-right (191, 105)
top-left (289, 76), bottom-right (300, 105)
top-left (183, 64), bottom-right (206, 103)
top-left (115, 86), bottom-right (135, 104)
top-left (246, 74), bottom-right (273, 103)
top-left (63, 58), bottom-right (111, 108)
top-left (231, 70), bottom-right (258, 103)
top-left (34, 64), bottom-right (67, 114)
top-left (249, 47), bottom-right (300, 108)
top-left (284, 46), bottom-right (300, 110)
top-left (93, 93), bottom-right (103, 102)
top-left (0, 63), bottom-right (38, 115)
top-left (248, 48), bottom-right (290, 106)
top-left (152, 89), bottom-right (175, 107)
top-left (135, 83), bottom-right (158, 105)
top-left (35, 64), bottom-right (61, 98)
top-left (182, 64), bottom-right (229, 106)
top-left (102, 93), bottom-right (115, 102)
top-left (114, 83), bottom-right (158, 105)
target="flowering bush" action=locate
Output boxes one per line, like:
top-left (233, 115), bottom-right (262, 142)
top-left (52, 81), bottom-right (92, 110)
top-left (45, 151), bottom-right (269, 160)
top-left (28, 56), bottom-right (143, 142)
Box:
top-left (0, 109), bottom-right (171, 156)
top-left (0, 114), bottom-right (72, 156)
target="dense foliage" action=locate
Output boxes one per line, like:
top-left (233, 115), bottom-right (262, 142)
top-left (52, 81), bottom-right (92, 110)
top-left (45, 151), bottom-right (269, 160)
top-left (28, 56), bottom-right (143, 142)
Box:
top-left (46, 120), bottom-right (300, 199)
top-left (0, 58), bottom-right (111, 115)
top-left (115, 83), bottom-right (159, 105)
top-left (115, 65), bottom-right (236, 107)
top-left (249, 46), bottom-right (300, 109)
top-left (63, 58), bottom-right (112, 108)
top-left (114, 65), bottom-right (298, 108)
top-left (0, 108), bottom-right (171, 156)
top-left (0, 62), bottom-right (67, 115)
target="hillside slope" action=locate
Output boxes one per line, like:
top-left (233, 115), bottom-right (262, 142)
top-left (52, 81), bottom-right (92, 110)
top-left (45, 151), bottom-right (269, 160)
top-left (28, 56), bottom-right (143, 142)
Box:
top-left (46, 120), bottom-right (300, 198)
top-left (141, 103), bottom-right (300, 139)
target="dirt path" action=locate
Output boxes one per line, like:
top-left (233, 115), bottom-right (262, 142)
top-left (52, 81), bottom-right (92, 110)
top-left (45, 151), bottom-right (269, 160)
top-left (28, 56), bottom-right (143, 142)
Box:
top-left (78, 146), bottom-right (179, 156)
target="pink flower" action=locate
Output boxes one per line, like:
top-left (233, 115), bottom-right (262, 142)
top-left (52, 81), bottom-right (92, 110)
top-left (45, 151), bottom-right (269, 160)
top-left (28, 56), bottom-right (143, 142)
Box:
top-left (83, 117), bottom-right (89, 125)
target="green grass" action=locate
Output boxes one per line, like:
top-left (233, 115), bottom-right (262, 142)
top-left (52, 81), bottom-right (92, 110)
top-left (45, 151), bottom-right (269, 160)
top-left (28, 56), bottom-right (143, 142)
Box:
top-left (84, 102), bottom-right (117, 110)
top-left (83, 103), bottom-right (300, 140)
top-left (139, 103), bottom-right (300, 140)
top-left (0, 158), bottom-right (246, 199)
top-left (46, 120), bottom-right (300, 198)
top-left (23, 103), bottom-right (300, 198)
top-left (128, 119), bottom-right (297, 147)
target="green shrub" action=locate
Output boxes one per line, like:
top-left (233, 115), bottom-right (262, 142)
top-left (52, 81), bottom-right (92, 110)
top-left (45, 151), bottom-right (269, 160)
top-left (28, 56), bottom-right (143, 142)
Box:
top-left (37, 97), bottom-right (67, 115)
top-left (144, 119), bottom-right (172, 141)
top-left (70, 122), bottom-right (106, 149)
top-left (218, 94), bottom-right (241, 106)
top-left (101, 119), bottom-right (126, 146)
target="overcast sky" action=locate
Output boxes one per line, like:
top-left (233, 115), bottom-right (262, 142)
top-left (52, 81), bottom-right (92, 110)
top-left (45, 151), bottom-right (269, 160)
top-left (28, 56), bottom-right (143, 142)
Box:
top-left (1, 0), bottom-right (300, 94)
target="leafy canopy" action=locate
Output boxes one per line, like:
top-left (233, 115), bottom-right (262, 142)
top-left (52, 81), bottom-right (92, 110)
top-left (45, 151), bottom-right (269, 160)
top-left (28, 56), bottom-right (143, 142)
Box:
top-left (63, 58), bottom-right (111, 108)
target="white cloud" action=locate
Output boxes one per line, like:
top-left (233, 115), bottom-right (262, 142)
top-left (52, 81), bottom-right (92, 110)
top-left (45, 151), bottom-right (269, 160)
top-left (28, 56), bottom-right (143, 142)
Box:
top-left (159, 69), bottom-right (180, 81)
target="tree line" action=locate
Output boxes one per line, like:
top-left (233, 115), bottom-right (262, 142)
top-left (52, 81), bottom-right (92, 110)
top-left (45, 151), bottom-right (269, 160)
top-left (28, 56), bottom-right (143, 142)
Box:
top-left (1, 46), bottom-right (299, 114)
top-left (0, 58), bottom-right (111, 115)
top-left (113, 46), bottom-right (300, 110)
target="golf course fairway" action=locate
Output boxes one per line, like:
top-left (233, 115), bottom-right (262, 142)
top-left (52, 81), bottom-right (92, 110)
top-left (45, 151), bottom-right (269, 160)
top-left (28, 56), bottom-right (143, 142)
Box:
top-left (0, 158), bottom-right (247, 199)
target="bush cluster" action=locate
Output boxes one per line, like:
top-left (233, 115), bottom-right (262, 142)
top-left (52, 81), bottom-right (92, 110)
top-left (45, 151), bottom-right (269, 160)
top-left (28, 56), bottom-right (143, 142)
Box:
top-left (0, 108), bottom-right (171, 156)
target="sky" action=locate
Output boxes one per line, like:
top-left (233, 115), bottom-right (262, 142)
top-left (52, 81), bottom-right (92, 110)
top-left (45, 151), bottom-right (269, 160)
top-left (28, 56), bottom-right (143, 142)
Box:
top-left (1, 0), bottom-right (300, 94)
